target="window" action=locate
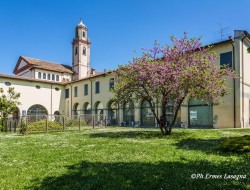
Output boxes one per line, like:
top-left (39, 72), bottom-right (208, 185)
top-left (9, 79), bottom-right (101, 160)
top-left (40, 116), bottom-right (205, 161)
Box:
top-left (95, 81), bottom-right (100, 94)
top-left (74, 86), bottom-right (78, 97)
top-left (22, 110), bottom-right (26, 116)
top-left (55, 87), bottom-right (60, 91)
top-left (188, 99), bottom-right (213, 127)
top-left (56, 75), bottom-right (59, 81)
top-left (109, 78), bottom-right (114, 90)
top-left (220, 51), bottom-right (232, 68)
top-left (52, 74), bottom-right (55, 81)
top-left (35, 85), bottom-right (41, 89)
top-left (5, 82), bottom-right (11, 86)
top-left (38, 72), bottom-right (41, 79)
top-left (123, 101), bottom-right (135, 123)
top-left (83, 31), bottom-right (85, 38)
top-left (84, 84), bottom-right (88, 96)
top-left (75, 29), bottom-right (78, 38)
top-left (43, 73), bottom-right (46, 79)
top-left (48, 74), bottom-right (51, 80)
top-left (27, 104), bottom-right (48, 115)
top-left (83, 46), bottom-right (86, 55)
top-left (141, 100), bottom-right (155, 126)
top-left (65, 89), bottom-right (69, 99)
top-left (75, 47), bottom-right (78, 55)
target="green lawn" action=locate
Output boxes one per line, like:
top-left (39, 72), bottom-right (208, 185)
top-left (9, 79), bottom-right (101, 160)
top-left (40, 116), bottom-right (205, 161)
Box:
top-left (0, 127), bottom-right (249, 190)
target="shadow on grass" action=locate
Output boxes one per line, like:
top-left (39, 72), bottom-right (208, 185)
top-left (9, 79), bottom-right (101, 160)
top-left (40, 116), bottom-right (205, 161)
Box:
top-left (176, 136), bottom-right (250, 156)
top-left (88, 130), bottom-right (191, 140)
top-left (29, 159), bottom-right (249, 190)
top-left (175, 138), bottom-right (224, 154)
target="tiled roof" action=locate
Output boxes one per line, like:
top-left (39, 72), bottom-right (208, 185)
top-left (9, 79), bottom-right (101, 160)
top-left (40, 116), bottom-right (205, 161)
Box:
top-left (0, 74), bottom-right (66, 85)
top-left (21, 56), bottom-right (73, 74)
top-left (66, 71), bottom-right (106, 84)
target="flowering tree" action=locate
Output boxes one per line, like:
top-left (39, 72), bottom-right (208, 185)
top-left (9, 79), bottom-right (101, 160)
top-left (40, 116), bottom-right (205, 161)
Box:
top-left (112, 33), bottom-right (235, 135)
top-left (0, 87), bottom-right (20, 118)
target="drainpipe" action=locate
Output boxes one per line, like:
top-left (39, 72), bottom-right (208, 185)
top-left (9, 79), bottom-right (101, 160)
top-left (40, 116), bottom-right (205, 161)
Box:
top-left (88, 78), bottom-right (93, 115)
top-left (50, 84), bottom-right (53, 115)
top-left (230, 41), bottom-right (236, 128)
top-left (241, 35), bottom-right (247, 128)
top-left (69, 84), bottom-right (73, 115)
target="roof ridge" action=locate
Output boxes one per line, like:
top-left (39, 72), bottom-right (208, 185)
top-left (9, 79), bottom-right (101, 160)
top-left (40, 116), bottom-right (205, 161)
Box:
top-left (19, 56), bottom-right (73, 74)
top-left (21, 56), bottom-right (64, 66)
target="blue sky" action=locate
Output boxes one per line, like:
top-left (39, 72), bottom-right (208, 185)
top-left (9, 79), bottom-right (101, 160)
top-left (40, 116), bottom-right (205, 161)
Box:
top-left (1, 0), bottom-right (250, 74)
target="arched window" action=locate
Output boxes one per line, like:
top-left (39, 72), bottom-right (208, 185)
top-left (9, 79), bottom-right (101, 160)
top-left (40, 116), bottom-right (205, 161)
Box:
top-left (123, 101), bottom-right (134, 123)
top-left (83, 102), bottom-right (91, 114)
top-left (52, 74), bottom-right (55, 81)
top-left (38, 72), bottom-right (41, 79)
top-left (27, 104), bottom-right (48, 115)
top-left (73, 103), bottom-right (79, 116)
top-left (82, 46), bottom-right (86, 55)
top-left (75, 29), bottom-right (78, 38)
top-left (56, 75), bottom-right (59, 81)
top-left (141, 99), bottom-right (155, 126)
top-left (47, 73), bottom-right (51, 80)
top-left (27, 104), bottom-right (48, 122)
top-left (83, 31), bottom-right (85, 38)
top-left (54, 111), bottom-right (60, 115)
top-left (75, 47), bottom-right (78, 55)
top-left (94, 101), bottom-right (104, 115)
top-left (43, 73), bottom-right (46, 79)
top-left (107, 101), bottom-right (117, 125)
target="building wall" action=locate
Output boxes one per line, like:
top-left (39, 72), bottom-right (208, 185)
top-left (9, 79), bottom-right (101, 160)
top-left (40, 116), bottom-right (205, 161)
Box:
top-left (3, 31), bottom-right (250, 128)
top-left (0, 78), bottom-right (64, 116)
top-left (211, 43), bottom-right (235, 128)
top-left (241, 38), bottom-right (250, 127)
top-left (65, 74), bottom-right (114, 116)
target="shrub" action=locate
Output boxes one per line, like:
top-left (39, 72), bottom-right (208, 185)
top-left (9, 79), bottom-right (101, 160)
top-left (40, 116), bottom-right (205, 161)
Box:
top-left (28, 119), bottom-right (63, 132)
top-left (19, 120), bottom-right (28, 135)
top-left (0, 118), bottom-right (3, 131)
top-left (219, 135), bottom-right (250, 154)
top-left (66, 119), bottom-right (87, 128)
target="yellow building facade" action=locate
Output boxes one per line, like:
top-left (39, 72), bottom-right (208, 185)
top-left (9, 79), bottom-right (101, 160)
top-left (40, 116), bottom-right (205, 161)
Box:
top-left (1, 20), bottom-right (250, 129)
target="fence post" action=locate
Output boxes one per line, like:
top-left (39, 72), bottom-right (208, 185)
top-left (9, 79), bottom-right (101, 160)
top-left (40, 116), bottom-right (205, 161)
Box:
top-left (63, 116), bottom-right (65, 131)
top-left (4, 120), bottom-right (7, 132)
top-left (10, 121), bottom-right (12, 132)
top-left (104, 116), bottom-right (106, 128)
top-left (79, 116), bottom-right (81, 131)
top-left (14, 120), bottom-right (17, 133)
top-left (92, 115), bottom-right (95, 129)
top-left (46, 116), bottom-right (48, 133)
top-left (26, 116), bottom-right (28, 126)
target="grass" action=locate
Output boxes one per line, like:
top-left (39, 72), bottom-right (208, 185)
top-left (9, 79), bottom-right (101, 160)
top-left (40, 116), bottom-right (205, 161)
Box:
top-left (0, 127), bottom-right (249, 190)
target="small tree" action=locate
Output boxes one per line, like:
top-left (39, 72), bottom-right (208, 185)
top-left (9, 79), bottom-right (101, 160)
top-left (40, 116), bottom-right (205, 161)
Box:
top-left (0, 87), bottom-right (20, 118)
top-left (112, 33), bottom-right (235, 135)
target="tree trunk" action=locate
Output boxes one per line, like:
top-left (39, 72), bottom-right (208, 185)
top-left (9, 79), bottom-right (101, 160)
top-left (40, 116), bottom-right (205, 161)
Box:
top-left (167, 98), bottom-right (185, 135)
top-left (159, 101), bottom-right (168, 135)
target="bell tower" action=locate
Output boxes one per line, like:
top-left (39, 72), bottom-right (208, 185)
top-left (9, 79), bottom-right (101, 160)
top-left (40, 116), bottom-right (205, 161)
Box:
top-left (72, 19), bottom-right (91, 80)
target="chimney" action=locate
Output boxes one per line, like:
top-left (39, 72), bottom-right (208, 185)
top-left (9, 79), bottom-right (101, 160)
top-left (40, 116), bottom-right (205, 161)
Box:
top-left (91, 68), bottom-right (96, 75)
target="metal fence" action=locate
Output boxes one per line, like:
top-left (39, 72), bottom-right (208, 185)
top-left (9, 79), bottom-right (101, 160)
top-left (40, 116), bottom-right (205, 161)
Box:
top-left (2, 114), bottom-right (107, 133)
